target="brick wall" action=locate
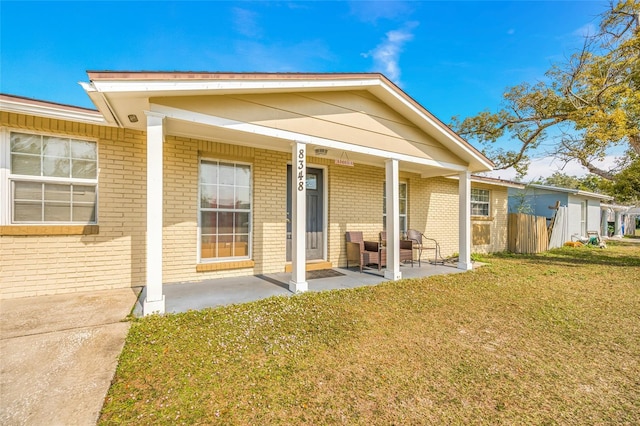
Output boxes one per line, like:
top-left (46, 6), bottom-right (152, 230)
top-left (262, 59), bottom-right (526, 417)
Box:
top-left (407, 176), bottom-right (460, 258)
top-left (1, 112), bottom-right (147, 298)
top-left (470, 182), bottom-right (509, 253)
top-left (328, 162), bottom-right (385, 266)
top-left (1, 111), bottom-right (493, 299)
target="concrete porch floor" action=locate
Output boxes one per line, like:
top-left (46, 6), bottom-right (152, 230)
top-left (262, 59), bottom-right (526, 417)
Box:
top-left (133, 261), bottom-right (470, 316)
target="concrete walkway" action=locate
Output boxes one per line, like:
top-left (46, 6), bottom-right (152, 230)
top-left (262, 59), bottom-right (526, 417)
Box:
top-left (0, 288), bottom-right (140, 426)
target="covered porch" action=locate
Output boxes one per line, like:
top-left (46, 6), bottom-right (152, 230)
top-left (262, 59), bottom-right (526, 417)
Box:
top-left (82, 72), bottom-right (494, 316)
top-left (132, 261), bottom-right (473, 316)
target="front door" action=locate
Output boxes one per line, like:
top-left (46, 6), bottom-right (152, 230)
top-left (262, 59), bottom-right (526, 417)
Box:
top-left (286, 166), bottom-right (324, 261)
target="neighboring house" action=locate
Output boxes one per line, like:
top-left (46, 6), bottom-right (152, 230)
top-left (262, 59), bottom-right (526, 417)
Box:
top-left (0, 72), bottom-right (495, 315)
top-left (508, 184), bottom-right (613, 242)
top-left (601, 204), bottom-right (640, 237)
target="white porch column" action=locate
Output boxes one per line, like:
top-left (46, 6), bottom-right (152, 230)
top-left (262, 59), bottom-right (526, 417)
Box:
top-left (601, 207), bottom-right (609, 237)
top-left (143, 112), bottom-right (166, 315)
top-left (458, 170), bottom-right (472, 271)
top-left (614, 210), bottom-right (623, 237)
top-left (384, 159), bottom-right (402, 280)
top-left (289, 142), bottom-right (308, 292)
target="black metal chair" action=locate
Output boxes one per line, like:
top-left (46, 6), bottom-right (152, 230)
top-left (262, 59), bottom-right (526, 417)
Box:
top-left (406, 229), bottom-right (444, 266)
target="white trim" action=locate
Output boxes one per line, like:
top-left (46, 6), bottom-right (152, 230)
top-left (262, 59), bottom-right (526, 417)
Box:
top-left (3, 129), bottom-right (99, 225)
top-left (321, 164), bottom-right (328, 261)
top-left (197, 157), bottom-right (253, 263)
top-left (376, 80), bottom-right (494, 171)
top-left (289, 142), bottom-right (308, 292)
top-left (150, 104), bottom-right (468, 172)
top-left (383, 180), bottom-right (408, 234)
top-left (0, 96), bottom-right (106, 125)
top-left (285, 161), bottom-right (329, 262)
top-left (471, 188), bottom-right (490, 217)
top-left (458, 171), bottom-right (472, 271)
top-left (85, 75), bottom-right (491, 171)
top-left (528, 183), bottom-right (613, 201)
top-left (384, 159), bottom-right (402, 280)
top-left (469, 175), bottom-right (526, 189)
top-left (88, 77), bottom-right (382, 94)
top-left (0, 129), bottom-right (10, 225)
top-left (143, 112), bottom-right (165, 316)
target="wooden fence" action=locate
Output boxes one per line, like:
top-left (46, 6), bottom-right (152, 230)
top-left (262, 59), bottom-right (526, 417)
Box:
top-left (508, 213), bottom-right (549, 254)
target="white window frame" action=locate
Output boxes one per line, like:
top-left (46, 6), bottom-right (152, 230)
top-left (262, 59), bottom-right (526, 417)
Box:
top-left (198, 158), bottom-right (253, 262)
top-left (383, 181), bottom-right (408, 234)
top-left (1, 128), bottom-right (98, 225)
top-left (471, 188), bottom-right (490, 217)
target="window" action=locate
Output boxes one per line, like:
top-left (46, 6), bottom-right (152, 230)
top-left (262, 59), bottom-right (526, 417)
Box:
top-left (8, 132), bottom-right (97, 223)
top-left (383, 182), bottom-right (408, 233)
top-left (199, 159), bottom-right (251, 260)
top-left (471, 188), bottom-right (490, 217)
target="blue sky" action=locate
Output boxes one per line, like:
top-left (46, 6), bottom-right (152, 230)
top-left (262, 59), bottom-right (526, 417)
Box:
top-left (1, 0), bottom-right (612, 178)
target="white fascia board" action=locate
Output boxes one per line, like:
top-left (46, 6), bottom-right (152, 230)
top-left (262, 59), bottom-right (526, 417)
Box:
top-left (89, 78), bottom-right (381, 94)
top-left (574, 190), bottom-right (613, 201)
top-left (151, 103), bottom-right (467, 172)
top-left (444, 174), bottom-right (525, 189)
top-left (529, 183), bottom-right (612, 201)
top-left (79, 82), bottom-right (121, 126)
top-left (601, 203), bottom-right (632, 211)
top-left (0, 96), bottom-right (106, 125)
top-left (375, 81), bottom-right (493, 171)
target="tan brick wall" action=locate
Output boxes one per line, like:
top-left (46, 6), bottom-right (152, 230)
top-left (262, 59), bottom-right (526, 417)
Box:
top-left (328, 162), bottom-right (385, 266)
top-left (252, 149), bottom-right (289, 274)
top-left (328, 168), bottom-right (466, 266)
top-left (407, 176), bottom-right (460, 258)
top-left (1, 110), bottom-right (497, 299)
top-left (1, 112), bottom-right (147, 299)
top-left (470, 183), bottom-right (509, 253)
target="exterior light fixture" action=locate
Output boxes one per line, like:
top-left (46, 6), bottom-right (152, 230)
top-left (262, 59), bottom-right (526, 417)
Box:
top-left (314, 148), bottom-right (328, 156)
top-left (128, 114), bottom-right (139, 123)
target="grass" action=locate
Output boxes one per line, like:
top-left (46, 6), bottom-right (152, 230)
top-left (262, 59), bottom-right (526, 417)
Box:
top-left (100, 241), bottom-right (640, 425)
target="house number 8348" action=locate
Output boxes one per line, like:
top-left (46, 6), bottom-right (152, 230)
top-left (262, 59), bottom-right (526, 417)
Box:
top-left (297, 149), bottom-right (305, 191)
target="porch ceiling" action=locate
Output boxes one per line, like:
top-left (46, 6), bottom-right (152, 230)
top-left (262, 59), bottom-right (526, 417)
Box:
top-left (165, 115), bottom-right (446, 176)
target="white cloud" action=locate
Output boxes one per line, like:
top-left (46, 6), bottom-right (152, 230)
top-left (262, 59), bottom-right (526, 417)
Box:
top-left (573, 23), bottom-right (597, 38)
top-left (483, 155), bottom-right (620, 183)
top-left (363, 21), bottom-right (418, 83)
top-left (203, 39), bottom-right (334, 72)
top-left (232, 7), bottom-right (262, 38)
top-left (349, 1), bottom-right (413, 23)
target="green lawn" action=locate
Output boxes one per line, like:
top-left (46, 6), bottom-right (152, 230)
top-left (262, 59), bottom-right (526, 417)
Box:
top-left (100, 242), bottom-right (640, 425)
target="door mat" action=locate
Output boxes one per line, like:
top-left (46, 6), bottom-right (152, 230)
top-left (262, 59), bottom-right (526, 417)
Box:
top-left (307, 269), bottom-right (345, 280)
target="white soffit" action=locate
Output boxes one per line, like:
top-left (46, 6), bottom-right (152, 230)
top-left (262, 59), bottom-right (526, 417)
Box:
top-left (0, 94), bottom-right (106, 125)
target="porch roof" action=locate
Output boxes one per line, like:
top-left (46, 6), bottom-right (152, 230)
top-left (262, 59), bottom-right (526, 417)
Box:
top-left (81, 71), bottom-right (494, 176)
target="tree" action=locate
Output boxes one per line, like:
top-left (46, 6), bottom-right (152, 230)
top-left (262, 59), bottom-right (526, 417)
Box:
top-left (451, 0), bottom-right (640, 182)
top-left (536, 171), bottom-right (612, 194)
top-left (611, 158), bottom-right (640, 203)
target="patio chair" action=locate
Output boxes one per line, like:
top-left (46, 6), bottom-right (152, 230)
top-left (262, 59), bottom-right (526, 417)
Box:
top-left (379, 231), bottom-right (414, 266)
top-left (586, 230), bottom-right (607, 248)
top-left (406, 229), bottom-right (444, 266)
top-left (345, 231), bottom-right (385, 272)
